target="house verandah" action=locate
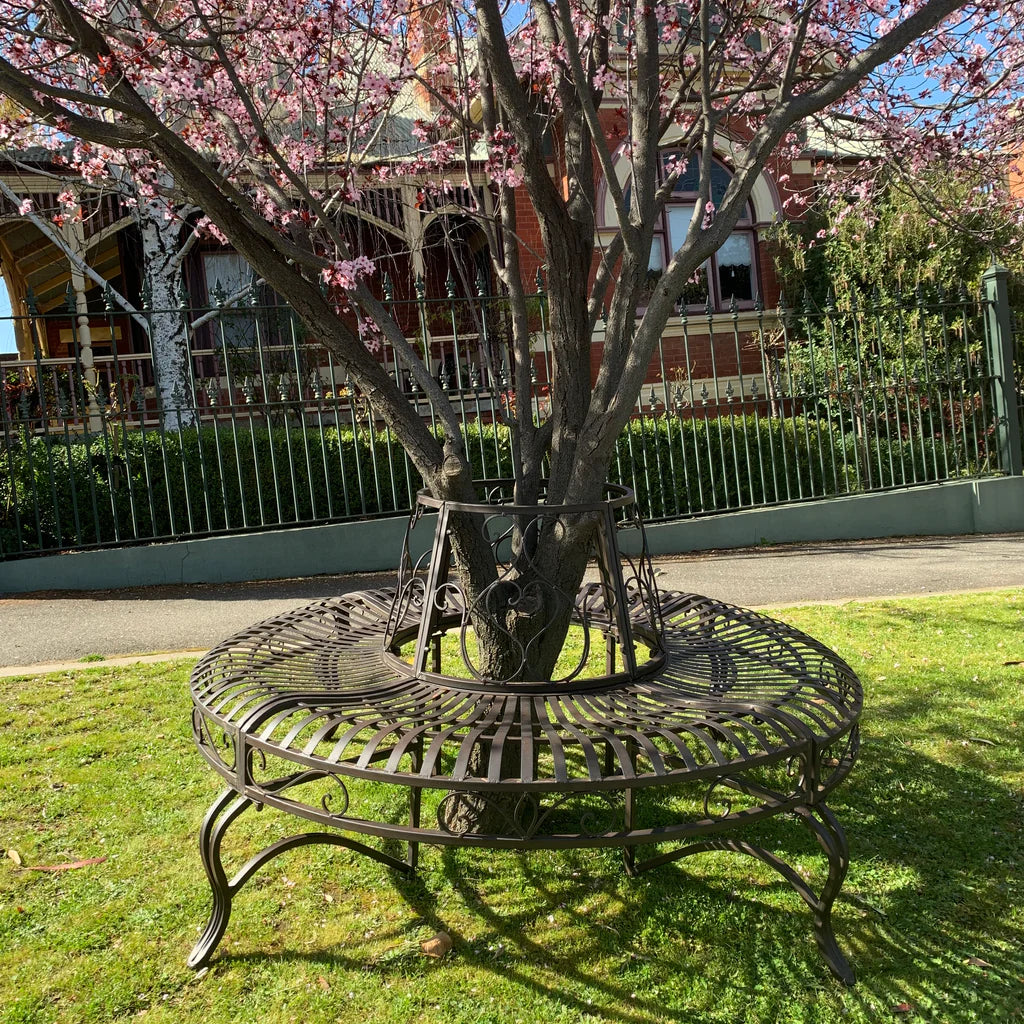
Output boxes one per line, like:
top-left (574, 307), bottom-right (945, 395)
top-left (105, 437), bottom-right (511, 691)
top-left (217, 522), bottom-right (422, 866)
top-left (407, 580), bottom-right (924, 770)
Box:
top-left (0, 132), bottom-right (800, 428)
top-left (0, 167), bottom-right (142, 364)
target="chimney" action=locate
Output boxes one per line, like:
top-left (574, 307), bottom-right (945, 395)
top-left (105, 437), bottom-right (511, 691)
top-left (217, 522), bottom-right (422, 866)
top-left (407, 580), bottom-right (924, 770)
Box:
top-left (408, 1), bottom-right (453, 114)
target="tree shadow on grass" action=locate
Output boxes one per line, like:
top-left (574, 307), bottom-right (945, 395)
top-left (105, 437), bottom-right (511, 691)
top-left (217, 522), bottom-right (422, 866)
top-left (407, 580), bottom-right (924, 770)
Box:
top-left (217, 739), bottom-right (1022, 1023)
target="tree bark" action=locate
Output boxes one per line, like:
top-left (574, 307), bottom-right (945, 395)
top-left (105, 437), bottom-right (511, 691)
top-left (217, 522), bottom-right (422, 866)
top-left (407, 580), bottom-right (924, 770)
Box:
top-left (138, 203), bottom-right (193, 428)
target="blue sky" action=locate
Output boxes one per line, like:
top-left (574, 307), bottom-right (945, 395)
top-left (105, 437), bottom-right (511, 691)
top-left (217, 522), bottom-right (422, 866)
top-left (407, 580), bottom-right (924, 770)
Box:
top-left (0, 282), bottom-right (15, 354)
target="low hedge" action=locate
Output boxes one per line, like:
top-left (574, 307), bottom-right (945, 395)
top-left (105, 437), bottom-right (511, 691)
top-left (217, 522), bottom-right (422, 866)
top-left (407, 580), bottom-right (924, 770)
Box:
top-left (611, 413), bottom-right (980, 519)
top-left (0, 414), bottom-right (985, 556)
top-left (0, 422), bottom-right (512, 555)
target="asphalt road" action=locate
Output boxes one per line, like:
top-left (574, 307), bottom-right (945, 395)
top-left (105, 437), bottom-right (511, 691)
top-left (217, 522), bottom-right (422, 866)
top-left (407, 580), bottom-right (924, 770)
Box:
top-left (1, 533), bottom-right (1022, 669)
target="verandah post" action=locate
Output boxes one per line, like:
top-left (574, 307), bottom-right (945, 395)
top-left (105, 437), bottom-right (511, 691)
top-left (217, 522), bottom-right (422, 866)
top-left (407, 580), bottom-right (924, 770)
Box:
top-left (981, 262), bottom-right (1023, 477)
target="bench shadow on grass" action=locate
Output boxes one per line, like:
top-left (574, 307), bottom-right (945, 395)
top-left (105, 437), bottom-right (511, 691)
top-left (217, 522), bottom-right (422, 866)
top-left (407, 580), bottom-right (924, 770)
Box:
top-left (223, 738), bottom-right (1022, 1023)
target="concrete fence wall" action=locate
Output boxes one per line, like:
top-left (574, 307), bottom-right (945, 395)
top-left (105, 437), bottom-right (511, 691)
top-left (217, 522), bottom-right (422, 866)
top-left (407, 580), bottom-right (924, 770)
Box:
top-left (1, 476), bottom-right (1021, 594)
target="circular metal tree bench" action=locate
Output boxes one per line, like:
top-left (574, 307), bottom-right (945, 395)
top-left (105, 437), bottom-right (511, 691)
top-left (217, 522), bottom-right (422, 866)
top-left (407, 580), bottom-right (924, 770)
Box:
top-left (188, 485), bottom-right (862, 982)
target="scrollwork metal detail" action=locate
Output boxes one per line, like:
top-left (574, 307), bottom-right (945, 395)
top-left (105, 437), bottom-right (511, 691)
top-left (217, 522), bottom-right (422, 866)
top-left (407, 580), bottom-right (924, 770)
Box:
top-left (436, 791), bottom-right (537, 838)
top-left (436, 789), bottom-right (623, 841)
top-left (702, 776), bottom-right (736, 820)
top-left (531, 791), bottom-right (624, 838)
top-left (457, 510), bottom-right (581, 684)
top-left (193, 708), bottom-right (235, 771)
top-left (272, 770), bottom-right (351, 821)
top-left (385, 482), bottom-right (668, 685)
top-left (319, 776), bottom-right (350, 818)
top-left (816, 726), bottom-right (860, 793)
top-left (383, 504), bottom-right (434, 648)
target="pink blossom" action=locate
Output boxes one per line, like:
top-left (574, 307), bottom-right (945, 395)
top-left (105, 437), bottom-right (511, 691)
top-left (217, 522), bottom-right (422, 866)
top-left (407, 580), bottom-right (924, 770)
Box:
top-left (322, 256), bottom-right (375, 292)
top-left (0, 0), bottom-right (1020, 380)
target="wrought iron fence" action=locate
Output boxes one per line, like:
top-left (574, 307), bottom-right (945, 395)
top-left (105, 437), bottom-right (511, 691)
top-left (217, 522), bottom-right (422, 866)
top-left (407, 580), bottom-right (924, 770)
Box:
top-left (0, 276), bottom-right (1018, 560)
top-left (1013, 308), bottom-right (1024, 443)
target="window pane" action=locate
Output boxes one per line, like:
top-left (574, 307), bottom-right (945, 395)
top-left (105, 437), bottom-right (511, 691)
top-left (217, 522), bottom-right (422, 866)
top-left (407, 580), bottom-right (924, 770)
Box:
top-left (679, 263), bottom-right (710, 308)
top-left (709, 164), bottom-right (731, 206)
top-left (717, 232), bottom-right (754, 302)
top-left (663, 155), bottom-right (700, 194)
top-left (661, 157), bottom-right (732, 208)
top-left (718, 232), bottom-right (752, 267)
top-left (649, 236), bottom-right (664, 271)
top-left (667, 205), bottom-right (696, 251)
top-left (203, 252), bottom-right (255, 350)
top-left (203, 252), bottom-right (251, 299)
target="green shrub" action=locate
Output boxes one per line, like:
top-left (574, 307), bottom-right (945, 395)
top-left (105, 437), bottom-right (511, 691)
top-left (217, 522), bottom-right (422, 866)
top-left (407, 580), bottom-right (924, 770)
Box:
top-left (0, 413), bottom-right (987, 556)
top-left (608, 412), bottom-right (985, 519)
top-left (0, 420), bottom-right (515, 556)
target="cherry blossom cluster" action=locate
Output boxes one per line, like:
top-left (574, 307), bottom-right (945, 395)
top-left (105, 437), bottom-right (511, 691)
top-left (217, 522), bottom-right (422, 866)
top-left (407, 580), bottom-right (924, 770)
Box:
top-left (322, 255), bottom-right (375, 291)
top-left (0, 0), bottom-right (1022, 312)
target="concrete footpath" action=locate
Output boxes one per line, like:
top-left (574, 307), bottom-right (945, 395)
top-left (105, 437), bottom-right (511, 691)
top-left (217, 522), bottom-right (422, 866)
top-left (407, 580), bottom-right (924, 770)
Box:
top-left (1, 533), bottom-right (1022, 672)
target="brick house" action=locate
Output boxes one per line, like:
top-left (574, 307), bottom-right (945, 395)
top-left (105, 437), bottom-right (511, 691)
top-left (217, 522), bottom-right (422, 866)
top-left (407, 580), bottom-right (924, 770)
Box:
top-left (1, 14), bottom-right (823, 418)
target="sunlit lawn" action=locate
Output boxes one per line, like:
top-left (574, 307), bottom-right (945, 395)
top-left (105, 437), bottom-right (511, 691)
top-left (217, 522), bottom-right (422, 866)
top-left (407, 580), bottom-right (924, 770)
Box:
top-left (1, 590), bottom-right (1022, 1023)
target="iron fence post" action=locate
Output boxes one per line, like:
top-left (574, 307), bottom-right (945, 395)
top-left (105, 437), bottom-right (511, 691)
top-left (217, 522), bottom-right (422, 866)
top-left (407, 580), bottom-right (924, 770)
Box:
top-left (982, 262), bottom-right (1023, 476)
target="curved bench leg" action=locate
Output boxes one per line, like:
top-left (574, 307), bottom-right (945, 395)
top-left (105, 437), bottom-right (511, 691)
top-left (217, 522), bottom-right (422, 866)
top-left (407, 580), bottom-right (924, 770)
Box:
top-left (795, 803), bottom-right (854, 986)
top-left (188, 787), bottom-right (412, 970)
top-left (632, 802), bottom-right (855, 985)
top-left (188, 788), bottom-right (244, 970)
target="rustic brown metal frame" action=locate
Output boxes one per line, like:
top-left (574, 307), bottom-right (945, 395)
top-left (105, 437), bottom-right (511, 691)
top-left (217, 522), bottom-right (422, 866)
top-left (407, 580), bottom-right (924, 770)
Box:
top-left (188, 484), bottom-right (862, 982)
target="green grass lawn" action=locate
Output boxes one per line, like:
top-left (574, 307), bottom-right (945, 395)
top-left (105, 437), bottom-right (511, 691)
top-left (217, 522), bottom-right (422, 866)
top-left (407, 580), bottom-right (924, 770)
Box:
top-left (1, 590), bottom-right (1022, 1024)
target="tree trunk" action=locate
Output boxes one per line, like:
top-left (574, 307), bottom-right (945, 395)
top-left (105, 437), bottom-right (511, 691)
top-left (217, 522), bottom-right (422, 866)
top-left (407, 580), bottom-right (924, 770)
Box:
top-left (138, 204), bottom-right (193, 429)
top-left (438, 502), bottom-right (600, 835)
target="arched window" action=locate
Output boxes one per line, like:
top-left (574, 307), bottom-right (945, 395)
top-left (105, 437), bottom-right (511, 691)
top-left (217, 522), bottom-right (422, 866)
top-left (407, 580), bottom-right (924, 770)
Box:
top-left (648, 154), bottom-right (758, 311)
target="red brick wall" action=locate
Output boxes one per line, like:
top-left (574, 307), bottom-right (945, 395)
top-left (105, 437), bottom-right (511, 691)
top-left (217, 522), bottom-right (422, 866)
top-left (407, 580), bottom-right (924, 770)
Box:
top-left (503, 111), bottom-right (805, 390)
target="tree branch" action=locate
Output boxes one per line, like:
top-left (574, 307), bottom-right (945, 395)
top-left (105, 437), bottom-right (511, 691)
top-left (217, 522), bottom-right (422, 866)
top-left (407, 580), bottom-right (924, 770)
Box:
top-left (0, 177), bottom-right (149, 328)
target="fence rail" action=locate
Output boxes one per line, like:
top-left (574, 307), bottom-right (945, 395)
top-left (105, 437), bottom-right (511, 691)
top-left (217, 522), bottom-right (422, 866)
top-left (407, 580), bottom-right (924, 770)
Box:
top-left (1, 276), bottom-right (1019, 560)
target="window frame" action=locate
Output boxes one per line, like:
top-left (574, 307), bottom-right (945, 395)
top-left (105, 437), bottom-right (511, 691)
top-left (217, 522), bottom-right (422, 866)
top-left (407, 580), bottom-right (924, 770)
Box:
top-left (651, 153), bottom-right (760, 313)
